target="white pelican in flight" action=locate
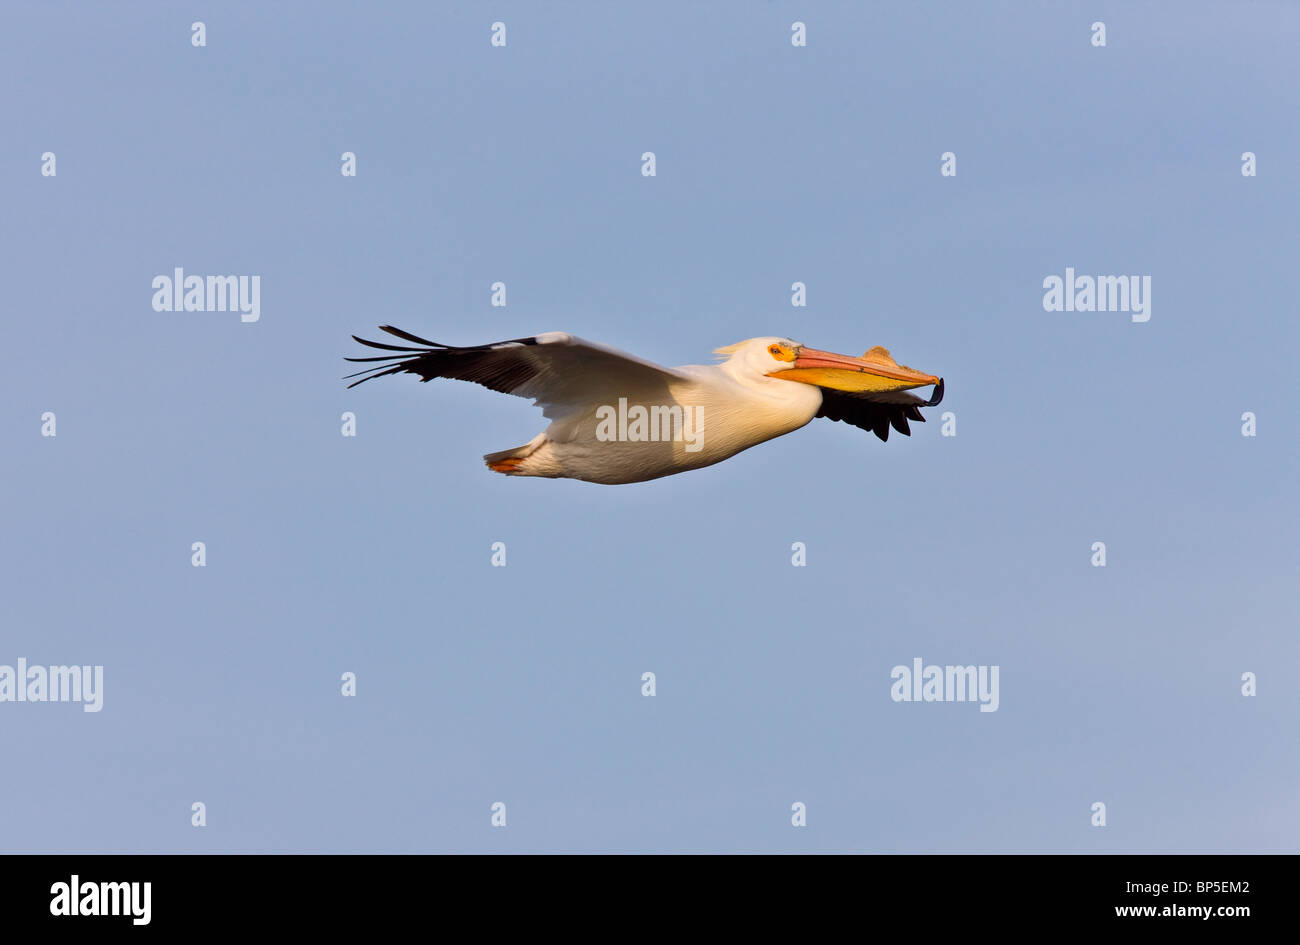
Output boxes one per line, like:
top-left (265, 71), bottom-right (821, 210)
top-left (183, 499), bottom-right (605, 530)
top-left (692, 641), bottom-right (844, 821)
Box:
top-left (346, 327), bottom-right (944, 484)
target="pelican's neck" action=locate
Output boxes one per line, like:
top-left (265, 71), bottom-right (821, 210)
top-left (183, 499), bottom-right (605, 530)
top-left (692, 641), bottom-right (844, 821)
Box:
top-left (714, 359), bottom-right (823, 420)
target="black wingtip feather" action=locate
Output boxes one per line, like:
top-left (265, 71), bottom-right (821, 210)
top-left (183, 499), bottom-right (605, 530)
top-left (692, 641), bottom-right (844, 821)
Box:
top-left (380, 325), bottom-right (443, 347)
top-left (926, 378), bottom-right (945, 406)
top-left (344, 363), bottom-right (409, 388)
top-left (351, 334), bottom-right (430, 353)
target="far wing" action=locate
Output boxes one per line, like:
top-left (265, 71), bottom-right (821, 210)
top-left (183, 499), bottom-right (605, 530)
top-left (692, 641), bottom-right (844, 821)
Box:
top-left (815, 379), bottom-right (945, 442)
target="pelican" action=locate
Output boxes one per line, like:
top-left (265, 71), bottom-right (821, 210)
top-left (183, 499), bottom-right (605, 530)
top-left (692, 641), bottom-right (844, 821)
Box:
top-left (345, 327), bottom-right (944, 484)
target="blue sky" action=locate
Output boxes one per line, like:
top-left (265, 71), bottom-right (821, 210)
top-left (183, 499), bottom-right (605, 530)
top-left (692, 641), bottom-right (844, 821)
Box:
top-left (2, 1), bottom-right (1297, 852)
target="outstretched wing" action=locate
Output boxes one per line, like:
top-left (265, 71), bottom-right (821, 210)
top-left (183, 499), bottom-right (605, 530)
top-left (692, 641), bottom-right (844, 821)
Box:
top-left (815, 378), bottom-right (945, 442)
top-left (345, 326), bottom-right (685, 417)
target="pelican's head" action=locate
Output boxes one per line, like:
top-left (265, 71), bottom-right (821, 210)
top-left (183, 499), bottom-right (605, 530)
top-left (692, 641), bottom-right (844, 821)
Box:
top-left (716, 337), bottom-right (941, 396)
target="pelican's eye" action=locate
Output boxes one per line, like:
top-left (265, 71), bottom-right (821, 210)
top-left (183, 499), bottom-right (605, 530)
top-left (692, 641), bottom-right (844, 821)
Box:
top-left (768, 343), bottom-right (796, 362)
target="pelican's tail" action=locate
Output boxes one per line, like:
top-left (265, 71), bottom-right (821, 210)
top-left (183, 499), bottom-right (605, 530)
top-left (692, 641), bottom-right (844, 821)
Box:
top-left (484, 445), bottom-right (529, 474)
top-left (483, 434), bottom-right (548, 476)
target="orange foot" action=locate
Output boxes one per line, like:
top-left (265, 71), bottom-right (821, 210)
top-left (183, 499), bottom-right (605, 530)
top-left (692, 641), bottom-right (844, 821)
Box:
top-left (488, 457), bottom-right (525, 474)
